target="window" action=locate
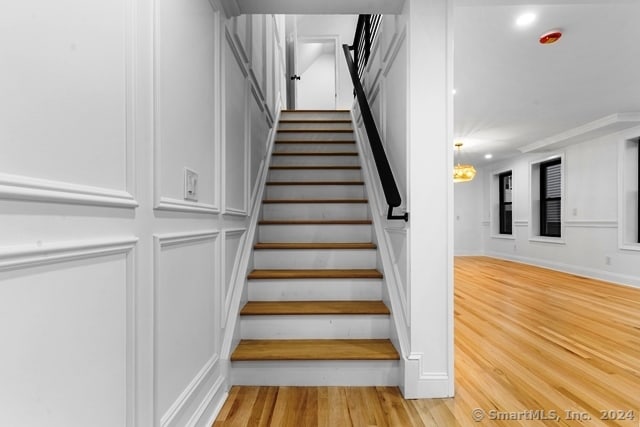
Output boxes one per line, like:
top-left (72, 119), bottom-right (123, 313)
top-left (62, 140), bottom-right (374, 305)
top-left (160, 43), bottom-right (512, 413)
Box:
top-left (498, 171), bottom-right (512, 234)
top-left (540, 158), bottom-right (562, 237)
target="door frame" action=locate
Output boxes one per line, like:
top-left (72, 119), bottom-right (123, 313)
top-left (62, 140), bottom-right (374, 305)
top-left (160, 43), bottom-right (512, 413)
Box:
top-left (295, 35), bottom-right (340, 109)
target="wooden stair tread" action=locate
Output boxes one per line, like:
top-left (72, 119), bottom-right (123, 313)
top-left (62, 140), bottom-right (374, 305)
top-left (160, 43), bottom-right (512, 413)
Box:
top-left (254, 242), bottom-right (376, 250)
top-left (262, 199), bottom-right (368, 204)
top-left (259, 219), bottom-right (372, 225)
top-left (272, 152), bottom-right (358, 156)
top-left (277, 129), bottom-right (353, 133)
top-left (281, 109), bottom-right (350, 112)
top-left (266, 181), bottom-right (364, 186)
top-left (269, 165), bottom-right (361, 170)
top-left (279, 119), bottom-right (352, 123)
top-left (275, 140), bottom-right (355, 144)
top-left (241, 300), bottom-right (389, 315)
top-left (231, 339), bottom-right (399, 361)
top-left (248, 269), bottom-right (383, 279)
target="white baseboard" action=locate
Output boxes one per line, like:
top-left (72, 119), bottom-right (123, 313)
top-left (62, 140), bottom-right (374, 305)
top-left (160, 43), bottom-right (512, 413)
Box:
top-left (485, 252), bottom-right (640, 289)
top-left (454, 250), bottom-right (484, 257)
top-left (401, 354), bottom-right (454, 399)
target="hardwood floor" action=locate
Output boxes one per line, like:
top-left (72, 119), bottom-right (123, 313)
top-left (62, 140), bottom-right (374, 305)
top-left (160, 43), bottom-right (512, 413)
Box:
top-left (214, 256), bottom-right (640, 426)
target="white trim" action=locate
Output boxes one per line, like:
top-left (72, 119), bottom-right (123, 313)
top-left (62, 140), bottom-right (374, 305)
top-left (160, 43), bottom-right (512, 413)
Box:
top-left (485, 252), bottom-right (640, 289)
top-left (0, 173), bottom-right (138, 208)
top-left (528, 236), bottom-right (566, 245)
top-left (0, 237), bottom-right (137, 426)
top-left (382, 16), bottom-right (401, 64)
top-left (351, 109), bottom-right (410, 357)
top-left (220, 105), bottom-right (281, 359)
top-left (160, 355), bottom-right (220, 427)
top-left (221, 54), bottom-right (250, 217)
top-left (152, 0), bottom-right (221, 215)
top-left (186, 377), bottom-right (227, 427)
top-left (514, 219), bottom-right (528, 227)
top-left (0, 237), bottom-right (138, 271)
top-left (402, 353), bottom-right (453, 399)
top-left (529, 153), bottom-right (565, 241)
top-left (520, 113), bottom-right (640, 153)
top-left (618, 135), bottom-right (640, 249)
top-left (564, 220), bottom-right (618, 228)
top-left (382, 27), bottom-right (406, 79)
top-left (491, 234), bottom-right (515, 240)
top-left (156, 198), bottom-right (220, 214)
top-left (221, 228), bottom-right (247, 327)
top-left (153, 230), bottom-right (221, 427)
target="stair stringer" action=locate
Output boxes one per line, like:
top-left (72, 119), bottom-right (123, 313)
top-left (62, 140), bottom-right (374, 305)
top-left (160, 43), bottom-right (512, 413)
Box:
top-left (349, 110), bottom-right (410, 364)
top-left (219, 108), bottom-right (281, 371)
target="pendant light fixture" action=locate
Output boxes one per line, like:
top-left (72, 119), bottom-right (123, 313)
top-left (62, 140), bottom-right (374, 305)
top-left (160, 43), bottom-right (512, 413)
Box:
top-left (453, 142), bottom-right (477, 183)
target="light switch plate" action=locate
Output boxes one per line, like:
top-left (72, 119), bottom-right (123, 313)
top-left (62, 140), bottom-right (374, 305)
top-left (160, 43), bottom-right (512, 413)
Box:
top-left (184, 168), bottom-right (198, 201)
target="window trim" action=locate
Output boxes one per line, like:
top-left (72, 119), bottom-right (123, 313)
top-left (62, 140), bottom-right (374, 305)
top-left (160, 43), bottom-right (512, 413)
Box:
top-left (498, 170), bottom-right (513, 235)
top-left (529, 154), bottom-right (565, 244)
top-left (619, 136), bottom-right (640, 251)
top-left (540, 158), bottom-right (562, 238)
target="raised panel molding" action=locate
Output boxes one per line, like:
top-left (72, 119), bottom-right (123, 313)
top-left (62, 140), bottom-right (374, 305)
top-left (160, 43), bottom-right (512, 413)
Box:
top-left (0, 0), bottom-right (137, 209)
top-left (384, 227), bottom-right (409, 325)
top-left (153, 0), bottom-right (221, 215)
top-left (0, 236), bottom-right (138, 426)
top-left (0, 236), bottom-right (138, 271)
top-left (222, 34), bottom-right (250, 216)
top-left (0, 173), bottom-right (138, 209)
top-left (564, 220), bottom-right (618, 228)
top-left (153, 230), bottom-right (221, 427)
top-left (222, 228), bottom-right (247, 326)
top-left (160, 355), bottom-right (220, 427)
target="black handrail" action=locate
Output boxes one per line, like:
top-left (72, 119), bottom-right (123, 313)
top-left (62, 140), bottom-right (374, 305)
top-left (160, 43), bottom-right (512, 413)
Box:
top-left (343, 42), bottom-right (408, 222)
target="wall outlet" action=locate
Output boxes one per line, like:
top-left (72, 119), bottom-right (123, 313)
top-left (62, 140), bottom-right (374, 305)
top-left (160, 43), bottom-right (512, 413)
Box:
top-left (605, 256), bottom-right (611, 266)
top-left (572, 208), bottom-right (577, 216)
top-left (184, 168), bottom-right (198, 201)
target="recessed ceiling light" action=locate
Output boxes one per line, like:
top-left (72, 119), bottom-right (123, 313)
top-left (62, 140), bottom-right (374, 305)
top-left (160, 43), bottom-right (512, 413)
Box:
top-left (452, 88), bottom-right (457, 95)
top-left (516, 12), bottom-right (536, 27)
top-left (484, 154), bottom-right (493, 159)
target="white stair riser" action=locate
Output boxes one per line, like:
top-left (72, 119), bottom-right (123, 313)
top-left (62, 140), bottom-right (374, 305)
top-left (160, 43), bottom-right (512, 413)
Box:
top-left (278, 122), bottom-right (353, 131)
top-left (248, 279), bottom-right (382, 301)
top-left (265, 185), bottom-right (365, 199)
top-left (270, 155), bottom-right (359, 166)
top-left (268, 169), bottom-right (362, 181)
top-left (259, 224), bottom-right (372, 243)
top-left (274, 143), bottom-right (356, 153)
top-left (276, 132), bottom-right (354, 141)
top-left (280, 111), bottom-right (351, 121)
top-left (240, 315), bottom-right (389, 339)
top-left (231, 360), bottom-right (400, 386)
top-left (262, 203), bottom-right (369, 220)
top-left (254, 249), bottom-right (377, 269)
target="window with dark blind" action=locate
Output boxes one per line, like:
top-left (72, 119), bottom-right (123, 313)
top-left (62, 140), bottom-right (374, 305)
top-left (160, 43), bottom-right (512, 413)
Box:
top-left (499, 171), bottom-right (512, 235)
top-left (540, 158), bottom-right (562, 237)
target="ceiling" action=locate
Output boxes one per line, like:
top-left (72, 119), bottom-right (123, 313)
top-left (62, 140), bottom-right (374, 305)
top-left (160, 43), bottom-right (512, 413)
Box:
top-left (454, 0), bottom-right (640, 164)
top-left (223, 0), bottom-right (640, 165)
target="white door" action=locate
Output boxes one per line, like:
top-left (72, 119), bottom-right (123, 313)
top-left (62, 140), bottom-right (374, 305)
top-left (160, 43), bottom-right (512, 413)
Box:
top-left (296, 38), bottom-right (337, 110)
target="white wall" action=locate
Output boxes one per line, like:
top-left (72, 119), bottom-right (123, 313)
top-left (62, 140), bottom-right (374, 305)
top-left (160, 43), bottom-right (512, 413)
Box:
top-left (0, 1), bottom-right (285, 425)
top-left (295, 15), bottom-right (358, 109)
top-left (352, 0), bottom-right (454, 398)
top-left (454, 173), bottom-right (484, 255)
top-left (475, 125), bottom-right (640, 288)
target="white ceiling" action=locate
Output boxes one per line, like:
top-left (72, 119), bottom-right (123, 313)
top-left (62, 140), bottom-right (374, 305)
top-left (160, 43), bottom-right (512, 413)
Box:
top-left (454, 0), bottom-right (640, 164)
top-left (223, 0), bottom-right (404, 16)
top-left (223, 0), bottom-right (640, 164)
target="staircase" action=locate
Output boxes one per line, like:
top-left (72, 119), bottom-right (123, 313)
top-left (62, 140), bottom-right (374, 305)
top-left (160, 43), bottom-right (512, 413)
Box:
top-left (230, 110), bottom-right (400, 386)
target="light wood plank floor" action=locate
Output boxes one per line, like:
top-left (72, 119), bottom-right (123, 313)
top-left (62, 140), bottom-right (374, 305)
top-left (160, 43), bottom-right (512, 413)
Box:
top-left (214, 257), bottom-right (640, 426)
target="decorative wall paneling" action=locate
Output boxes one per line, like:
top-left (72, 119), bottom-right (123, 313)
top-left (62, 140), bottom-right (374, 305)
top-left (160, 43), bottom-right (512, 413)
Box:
top-left (153, 0), bottom-right (221, 214)
top-left (0, 237), bottom-right (137, 427)
top-left (153, 231), bottom-right (221, 427)
top-left (0, 0), bottom-right (137, 209)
